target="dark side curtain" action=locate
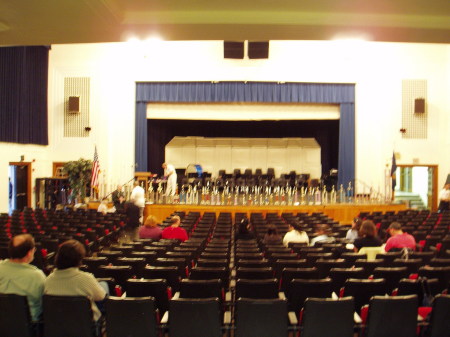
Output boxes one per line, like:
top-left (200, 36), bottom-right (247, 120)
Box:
top-left (0, 46), bottom-right (49, 145)
top-left (136, 81), bottom-right (355, 186)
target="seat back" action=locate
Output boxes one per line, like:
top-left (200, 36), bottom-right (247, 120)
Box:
top-left (354, 259), bottom-right (384, 278)
top-left (0, 294), bottom-right (33, 337)
top-left (235, 298), bottom-right (288, 337)
top-left (115, 257), bottom-right (146, 278)
top-left (98, 265), bottom-right (134, 290)
top-left (126, 279), bottom-right (169, 314)
top-left (105, 296), bottom-right (157, 337)
top-left (169, 297), bottom-right (222, 337)
top-left (302, 297), bottom-right (355, 337)
top-left (43, 295), bottom-right (95, 337)
top-left (418, 266), bottom-right (450, 292)
top-left (179, 279), bottom-right (223, 300)
top-left (392, 258), bottom-right (423, 275)
top-left (428, 294), bottom-right (450, 337)
top-left (236, 267), bottom-right (273, 280)
top-left (189, 267), bottom-right (229, 288)
top-left (372, 267), bottom-right (409, 293)
top-left (280, 267), bottom-right (320, 291)
top-left (366, 295), bottom-right (418, 337)
top-left (142, 266), bottom-right (180, 292)
top-left (235, 279), bottom-right (278, 299)
top-left (329, 267), bottom-right (365, 293)
top-left (343, 278), bottom-right (387, 312)
top-left (287, 278), bottom-right (333, 312)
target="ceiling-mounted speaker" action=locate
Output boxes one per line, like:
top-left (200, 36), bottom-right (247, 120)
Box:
top-left (224, 41), bottom-right (244, 59)
top-left (414, 98), bottom-right (425, 113)
top-left (68, 96), bottom-right (80, 113)
top-left (248, 41), bottom-right (269, 59)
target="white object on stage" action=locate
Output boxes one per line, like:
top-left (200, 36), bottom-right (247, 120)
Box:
top-left (165, 136), bottom-right (321, 178)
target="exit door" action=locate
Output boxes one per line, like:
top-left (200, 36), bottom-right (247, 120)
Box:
top-left (9, 162), bottom-right (31, 212)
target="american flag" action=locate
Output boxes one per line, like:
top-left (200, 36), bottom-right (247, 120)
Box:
top-left (91, 146), bottom-right (100, 189)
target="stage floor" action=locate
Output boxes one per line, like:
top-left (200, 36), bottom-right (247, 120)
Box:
top-left (144, 203), bottom-right (407, 224)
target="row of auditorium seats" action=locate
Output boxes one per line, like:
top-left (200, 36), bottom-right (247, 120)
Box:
top-left (2, 208), bottom-right (450, 336)
top-left (359, 209), bottom-right (450, 254)
top-left (79, 210), bottom-right (450, 336)
top-left (2, 291), bottom-right (449, 337)
top-left (0, 208), bottom-right (125, 274)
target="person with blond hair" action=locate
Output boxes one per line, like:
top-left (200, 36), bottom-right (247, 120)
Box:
top-left (139, 215), bottom-right (163, 240)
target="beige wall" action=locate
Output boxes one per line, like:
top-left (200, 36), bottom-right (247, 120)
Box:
top-left (1, 40), bottom-right (449, 212)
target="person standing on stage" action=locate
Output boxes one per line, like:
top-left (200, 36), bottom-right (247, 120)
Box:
top-left (130, 181), bottom-right (145, 223)
top-left (162, 162), bottom-right (177, 197)
top-left (438, 183), bottom-right (450, 212)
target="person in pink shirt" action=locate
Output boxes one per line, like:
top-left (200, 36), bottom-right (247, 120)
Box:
top-left (161, 215), bottom-right (188, 242)
top-left (138, 215), bottom-right (163, 240)
top-left (385, 222), bottom-right (416, 252)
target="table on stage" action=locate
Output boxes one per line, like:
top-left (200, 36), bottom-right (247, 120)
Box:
top-left (144, 203), bottom-right (407, 224)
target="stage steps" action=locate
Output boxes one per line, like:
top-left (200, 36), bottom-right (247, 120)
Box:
top-left (394, 192), bottom-right (426, 210)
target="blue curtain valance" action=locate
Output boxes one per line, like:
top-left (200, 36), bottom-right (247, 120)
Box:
top-left (137, 81), bottom-right (355, 104)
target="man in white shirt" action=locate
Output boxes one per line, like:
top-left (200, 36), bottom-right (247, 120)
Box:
top-left (438, 183), bottom-right (450, 212)
top-left (162, 162), bottom-right (177, 197)
top-left (130, 181), bottom-right (145, 223)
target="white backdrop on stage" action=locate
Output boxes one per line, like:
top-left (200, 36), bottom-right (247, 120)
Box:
top-left (165, 136), bottom-right (322, 179)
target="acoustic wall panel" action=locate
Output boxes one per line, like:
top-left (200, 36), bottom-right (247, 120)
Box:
top-left (64, 77), bottom-right (90, 137)
top-left (402, 79), bottom-right (427, 139)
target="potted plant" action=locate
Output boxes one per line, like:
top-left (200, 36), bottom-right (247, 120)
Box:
top-left (63, 158), bottom-right (92, 203)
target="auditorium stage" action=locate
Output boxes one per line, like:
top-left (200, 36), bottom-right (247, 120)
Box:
top-left (144, 203), bottom-right (407, 224)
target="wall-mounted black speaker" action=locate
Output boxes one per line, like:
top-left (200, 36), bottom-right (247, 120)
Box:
top-left (224, 41), bottom-right (244, 59)
top-left (68, 96), bottom-right (80, 112)
top-left (414, 98), bottom-right (425, 113)
top-left (248, 41), bottom-right (269, 59)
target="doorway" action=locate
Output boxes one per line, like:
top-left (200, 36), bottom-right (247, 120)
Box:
top-left (9, 162), bottom-right (32, 213)
top-left (394, 164), bottom-right (438, 211)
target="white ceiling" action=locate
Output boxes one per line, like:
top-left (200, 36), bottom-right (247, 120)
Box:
top-left (1, 0), bottom-right (450, 46)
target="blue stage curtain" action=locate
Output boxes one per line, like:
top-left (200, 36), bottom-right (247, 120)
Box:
top-left (136, 82), bottom-right (355, 184)
top-left (135, 102), bottom-right (148, 171)
top-left (338, 103), bottom-right (355, 187)
top-left (0, 46), bottom-right (49, 145)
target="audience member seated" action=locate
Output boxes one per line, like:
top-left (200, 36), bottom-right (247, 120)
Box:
top-left (139, 215), bottom-right (162, 240)
top-left (353, 220), bottom-right (382, 252)
top-left (283, 222), bottom-right (309, 247)
top-left (97, 198), bottom-right (109, 215)
top-left (263, 224), bottom-right (282, 245)
top-left (0, 234), bottom-right (46, 322)
top-left (385, 222), bottom-right (416, 252)
top-left (346, 217), bottom-right (362, 242)
top-left (310, 224), bottom-right (336, 246)
top-left (235, 218), bottom-right (255, 241)
top-left (161, 215), bottom-right (188, 242)
top-left (44, 240), bottom-right (107, 322)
